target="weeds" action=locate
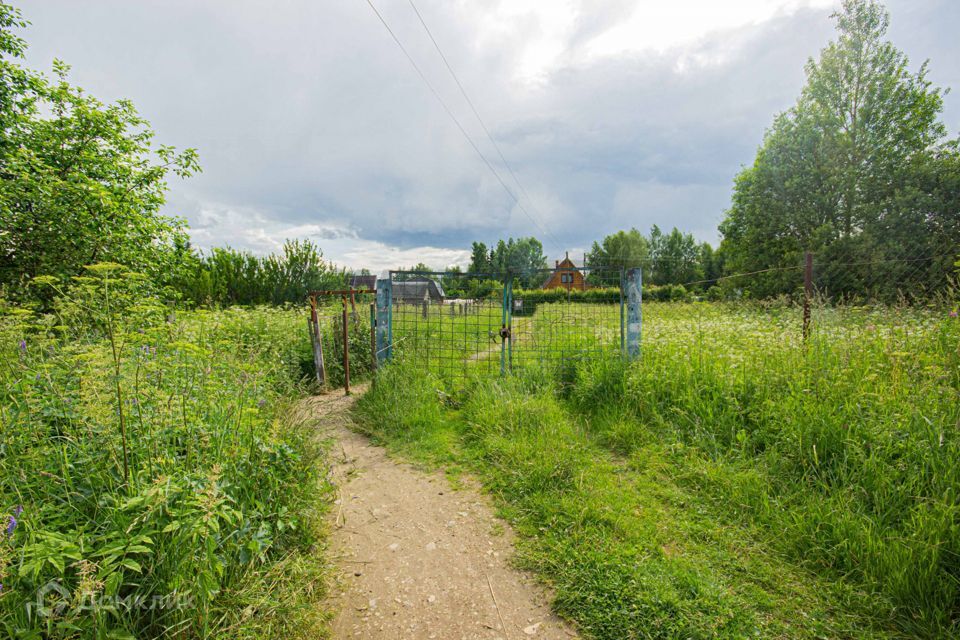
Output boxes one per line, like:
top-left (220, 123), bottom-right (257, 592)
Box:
top-left (0, 266), bottom-right (330, 638)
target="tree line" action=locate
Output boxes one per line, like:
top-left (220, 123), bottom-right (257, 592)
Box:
top-left (720, 0), bottom-right (959, 300)
top-left (2, 0), bottom-right (956, 308)
top-left (0, 3), bottom-right (345, 309)
top-left (435, 0), bottom-right (959, 302)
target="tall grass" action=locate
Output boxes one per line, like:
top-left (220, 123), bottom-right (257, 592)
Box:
top-left (0, 266), bottom-right (329, 638)
top-left (358, 300), bottom-right (960, 638)
top-left (565, 302), bottom-right (960, 636)
top-left (355, 366), bottom-right (890, 638)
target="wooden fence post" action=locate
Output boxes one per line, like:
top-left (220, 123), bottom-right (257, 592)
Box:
top-left (309, 297), bottom-right (326, 385)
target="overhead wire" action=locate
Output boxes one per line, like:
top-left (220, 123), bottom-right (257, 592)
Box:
top-left (404, 0), bottom-right (565, 253)
top-left (362, 0), bottom-right (564, 255)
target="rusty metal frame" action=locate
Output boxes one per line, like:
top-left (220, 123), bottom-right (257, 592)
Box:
top-left (308, 288), bottom-right (377, 395)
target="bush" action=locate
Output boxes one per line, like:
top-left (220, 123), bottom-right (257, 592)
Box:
top-left (176, 240), bottom-right (348, 308)
top-left (514, 284), bottom-right (693, 305)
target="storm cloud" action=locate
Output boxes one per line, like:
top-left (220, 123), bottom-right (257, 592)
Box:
top-left (17, 0), bottom-right (960, 269)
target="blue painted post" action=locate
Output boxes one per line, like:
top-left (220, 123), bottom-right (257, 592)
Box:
top-left (506, 279), bottom-right (514, 372)
top-left (499, 277), bottom-right (512, 376)
top-left (626, 268), bottom-right (642, 359)
top-left (375, 278), bottom-right (392, 364)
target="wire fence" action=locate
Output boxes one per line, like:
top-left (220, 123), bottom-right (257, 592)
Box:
top-left (305, 246), bottom-right (957, 391)
top-left (674, 247), bottom-right (956, 305)
top-left (511, 266), bottom-right (624, 374)
top-left (385, 267), bottom-right (632, 384)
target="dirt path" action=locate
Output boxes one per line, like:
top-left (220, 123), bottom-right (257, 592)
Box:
top-left (307, 390), bottom-right (576, 640)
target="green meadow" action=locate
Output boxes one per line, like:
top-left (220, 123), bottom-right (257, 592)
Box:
top-left (356, 301), bottom-right (960, 638)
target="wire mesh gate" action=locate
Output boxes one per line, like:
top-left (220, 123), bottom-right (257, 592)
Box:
top-left (375, 266), bottom-right (642, 383)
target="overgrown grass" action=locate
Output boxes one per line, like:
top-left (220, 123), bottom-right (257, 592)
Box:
top-left (573, 302), bottom-right (960, 637)
top-left (389, 300), bottom-right (624, 383)
top-left (0, 267), bottom-right (332, 639)
top-left (356, 301), bottom-right (960, 638)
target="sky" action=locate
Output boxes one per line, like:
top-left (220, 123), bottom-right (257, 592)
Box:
top-left (17, 0), bottom-right (960, 271)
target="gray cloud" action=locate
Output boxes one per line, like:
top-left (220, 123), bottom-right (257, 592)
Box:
top-left (16, 0), bottom-right (959, 268)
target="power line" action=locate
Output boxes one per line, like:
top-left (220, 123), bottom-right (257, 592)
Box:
top-left (404, 0), bottom-right (564, 253)
top-left (361, 0), bottom-right (563, 254)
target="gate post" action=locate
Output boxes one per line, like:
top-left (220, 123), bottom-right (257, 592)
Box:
top-left (499, 276), bottom-right (513, 376)
top-left (626, 267), bottom-right (642, 359)
top-left (309, 296), bottom-right (326, 385)
top-left (376, 278), bottom-right (392, 364)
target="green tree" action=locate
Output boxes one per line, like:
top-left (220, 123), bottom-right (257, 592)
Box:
top-left (585, 228), bottom-right (649, 269)
top-left (476, 237), bottom-right (547, 287)
top-left (399, 262), bottom-right (432, 272)
top-left (649, 225), bottom-right (703, 286)
top-left (0, 5), bottom-right (199, 299)
top-left (468, 241), bottom-right (491, 273)
top-left (719, 0), bottom-right (956, 299)
top-left (176, 239), bottom-right (345, 306)
top-left (698, 242), bottom-right (723, 286)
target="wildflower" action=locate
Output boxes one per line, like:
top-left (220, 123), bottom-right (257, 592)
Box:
top-left (6, 506), bottom-right (21, 536)
top-left (17, 339), bottom-right (26, 353)
top-left (950, 310), bottom-right (958, 318)
top-left (257, 398), bottom-right (267, 408)
top-left (74, 559), bottom-right (104, 600)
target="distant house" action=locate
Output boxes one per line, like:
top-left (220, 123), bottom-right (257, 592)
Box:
top-left (393, 276), bottom-right (445, 303)
top-left (349, 274), bottom-right (377, 291)
top-left (542, 253), bottom-right (586, 291)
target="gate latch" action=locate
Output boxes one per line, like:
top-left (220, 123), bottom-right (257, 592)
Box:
top-left (499, 324), bottom-right (511, 340)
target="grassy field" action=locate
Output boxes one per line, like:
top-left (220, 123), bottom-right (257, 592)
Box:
top-left (356, 300), bottom-right (960, 638)
top-left (389, 299), bottom-right (624, 382)
top-left (0, 269), bottom-right (332, 639)
top-left (391, 300), bottom-right (506, 379)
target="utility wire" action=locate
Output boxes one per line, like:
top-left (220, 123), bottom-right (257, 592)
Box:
top-left (362, 0), bottom-right (563, 254)
top-left (405, 0), bottom-right (564, 253)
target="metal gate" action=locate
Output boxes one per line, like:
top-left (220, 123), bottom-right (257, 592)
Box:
top-left (375, 266), bottom-right (642, 383)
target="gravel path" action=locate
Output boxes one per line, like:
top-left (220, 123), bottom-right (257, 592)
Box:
top-left (307, 390), bottom-right (576, 640)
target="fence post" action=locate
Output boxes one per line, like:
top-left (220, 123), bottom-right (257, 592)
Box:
top-left (375, 278), bottom-right (392, 364)
top-left (499, 276), bottom-right (513, 376)
top-left (341, 295), bottom-right (350, 395)
top-left (369, 302), bottom-right (377, 376)
top-left (309, 297), bottom-right (326, 385)
top-left (507, 279), bottom-right (514, 372)
top-left (803, 251), bottom-right (813, 340)
top-left (626, 267), bottom-right (642, 359)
